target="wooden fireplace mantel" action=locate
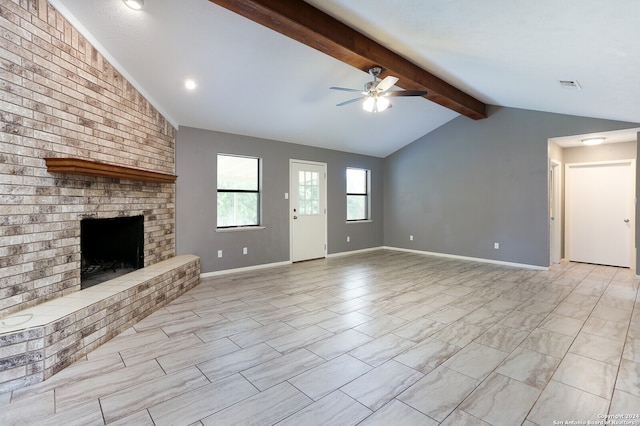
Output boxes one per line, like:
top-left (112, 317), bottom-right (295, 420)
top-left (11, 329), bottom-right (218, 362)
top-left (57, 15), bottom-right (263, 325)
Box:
top-left (44, 158), bottom-right (177, 184)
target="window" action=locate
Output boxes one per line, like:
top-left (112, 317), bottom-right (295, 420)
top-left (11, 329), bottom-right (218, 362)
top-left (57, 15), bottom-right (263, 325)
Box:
top-left (217, 154), bottom-right (260, 228)
top-left (298, 170), bottom-right (320, 215)
top-left (346, 167), bottom-right (370, 221)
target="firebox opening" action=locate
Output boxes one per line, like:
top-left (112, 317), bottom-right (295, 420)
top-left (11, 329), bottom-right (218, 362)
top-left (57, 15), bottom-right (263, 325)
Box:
top-left (81, 215), bottom-right (144, 289)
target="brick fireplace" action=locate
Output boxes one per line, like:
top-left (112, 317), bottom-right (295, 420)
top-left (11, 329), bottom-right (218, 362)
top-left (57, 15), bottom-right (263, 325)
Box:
top-left (0, 1), bottom-right (199, 392)
top-left (0, 0), bottom-right (177, 317)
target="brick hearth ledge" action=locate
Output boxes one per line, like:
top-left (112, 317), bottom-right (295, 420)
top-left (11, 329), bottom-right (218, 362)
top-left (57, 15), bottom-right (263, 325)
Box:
top-left (0, 255), bottom-right (200, 393)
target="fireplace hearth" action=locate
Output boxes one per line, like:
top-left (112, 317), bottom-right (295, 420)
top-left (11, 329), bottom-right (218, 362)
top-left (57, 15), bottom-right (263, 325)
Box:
top-left (80, 215), bottom-right (144, 289)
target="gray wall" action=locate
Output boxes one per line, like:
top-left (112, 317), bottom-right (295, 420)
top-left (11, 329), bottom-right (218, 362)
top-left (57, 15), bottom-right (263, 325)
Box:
top-left (176, 127), bottom-right (384, 272)
top-left (564, 141), bottom-right (636, 164)
top-left (383, 106), bottom-right (640, 267)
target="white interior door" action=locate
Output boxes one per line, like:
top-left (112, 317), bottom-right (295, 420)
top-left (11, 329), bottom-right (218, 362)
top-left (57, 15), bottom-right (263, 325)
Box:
top-left (290, 160), bottom-right (327, 262)
top-left (566, 160), bottom-right (634, 267)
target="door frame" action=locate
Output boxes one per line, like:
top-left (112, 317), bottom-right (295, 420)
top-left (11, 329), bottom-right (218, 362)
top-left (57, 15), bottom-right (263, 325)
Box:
top-left (564, 159), bottom-right (636, 269)
top-left (289, 159), bottom-right (328, 262)
top-left (549, 160), bottom-right (562, 264)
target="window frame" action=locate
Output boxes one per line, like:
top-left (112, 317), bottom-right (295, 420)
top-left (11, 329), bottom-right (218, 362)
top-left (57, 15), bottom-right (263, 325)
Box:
top-left (216, 153), bottom-right (262, 229)
top-left (346, 167), bottom-right (371, 222)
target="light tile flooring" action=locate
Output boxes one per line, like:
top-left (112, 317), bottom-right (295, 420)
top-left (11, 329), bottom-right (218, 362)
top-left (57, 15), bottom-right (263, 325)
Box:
top-left (2, 250), bottom-right (640, 426)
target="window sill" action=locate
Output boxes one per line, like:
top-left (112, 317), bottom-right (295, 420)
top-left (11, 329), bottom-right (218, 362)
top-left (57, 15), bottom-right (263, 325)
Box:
top-left (346, 220), bottom-right (373, 224)
top-left (216, 226), bottom-right (266, 233)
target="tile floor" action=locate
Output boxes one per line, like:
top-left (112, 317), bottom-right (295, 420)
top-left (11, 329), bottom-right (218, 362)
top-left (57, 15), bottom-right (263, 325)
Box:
top-left (1, 250), bottom-right (639, 425)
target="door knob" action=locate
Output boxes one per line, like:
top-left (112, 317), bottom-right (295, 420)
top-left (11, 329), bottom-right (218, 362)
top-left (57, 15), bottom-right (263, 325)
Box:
top-left (624, 219), bottom-right (630, 223)
top-left (293, 216), bottom-right (298, 220)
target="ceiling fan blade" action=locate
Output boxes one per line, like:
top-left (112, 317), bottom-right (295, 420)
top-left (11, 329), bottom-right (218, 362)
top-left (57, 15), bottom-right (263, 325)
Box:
top-left (336, 97), bottom-right (366, 106)
top-left (330, 86), bottom-right (363, 93)
top-left (384, 90), bottom-right (428, 97)
top-left (374, 75), bottom-right (399, 93)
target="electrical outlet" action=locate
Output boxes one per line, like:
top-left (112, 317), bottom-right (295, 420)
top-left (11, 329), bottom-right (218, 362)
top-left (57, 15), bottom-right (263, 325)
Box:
top-left (243, 247), bottom-right (248, 255)
top-left (494, 242), bottom-right (499, 249)
top-left (347, 236), bottom-right (350, 242)
top-left (217, 250), bottom-right (222, 258)
top-left (410, 235), bottom-right (414, 241)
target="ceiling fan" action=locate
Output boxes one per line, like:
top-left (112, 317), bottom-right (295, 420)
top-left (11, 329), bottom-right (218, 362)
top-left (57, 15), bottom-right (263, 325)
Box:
top-left (330, 67), bottom-right (427, 113)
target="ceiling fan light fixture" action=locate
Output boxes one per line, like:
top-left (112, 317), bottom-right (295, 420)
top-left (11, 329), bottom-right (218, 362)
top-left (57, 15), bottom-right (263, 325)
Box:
top-left (332, 66), bottom-right (418, 111)
top-left (123, 0), bottom-right (144, 10)
top-left (362, 95), bottom-right (390, 113)
top-left (375, 96), bottom-right (390, 112)
top-left (362, 96), bottom-right (375, 112)
top-left (582, 137), bottom-right (605, 146)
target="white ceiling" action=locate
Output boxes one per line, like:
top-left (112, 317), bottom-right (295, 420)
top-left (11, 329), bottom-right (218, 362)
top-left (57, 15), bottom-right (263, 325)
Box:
top-left (50, 0), bottom-right (640, 157)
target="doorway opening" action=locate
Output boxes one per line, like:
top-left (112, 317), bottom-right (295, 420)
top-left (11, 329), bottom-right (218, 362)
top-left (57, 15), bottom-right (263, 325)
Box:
top-left (548, 128), bottom-right (639, 269)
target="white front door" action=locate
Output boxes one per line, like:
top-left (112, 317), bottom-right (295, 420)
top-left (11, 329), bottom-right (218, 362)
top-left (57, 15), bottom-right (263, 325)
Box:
top-left (290, 160), bottom-right (327, 262)
top-left (566, 160), bottom-right (634, 267)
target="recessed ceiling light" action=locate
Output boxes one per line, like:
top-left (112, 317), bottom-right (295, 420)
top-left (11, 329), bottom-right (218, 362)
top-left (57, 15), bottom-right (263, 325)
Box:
top-left (184, 79), bottom-right (197, 90)
top-left (122, 0), bottom-right (144, 10)
top-left (582, 137), bottom-right (605, 146)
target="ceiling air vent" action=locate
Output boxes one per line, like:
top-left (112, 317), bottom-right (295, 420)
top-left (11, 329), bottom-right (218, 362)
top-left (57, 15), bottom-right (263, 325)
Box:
top-left (558, 80), bottom-right (582, 90)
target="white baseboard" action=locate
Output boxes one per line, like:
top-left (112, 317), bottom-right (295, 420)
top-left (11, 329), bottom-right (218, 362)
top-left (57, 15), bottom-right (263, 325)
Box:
top-left (327, 246), bottom-right (384, 258)
top-left (383, 246), bottom-right (548, 271)
top-left (200, 260), bottom-right (292, 278)
top-left (201, 246), bottom-right (548, 277)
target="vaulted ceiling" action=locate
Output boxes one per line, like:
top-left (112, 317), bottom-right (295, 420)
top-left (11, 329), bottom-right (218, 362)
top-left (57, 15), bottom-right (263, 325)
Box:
top-left (50, 0), bottom-right (640, 157)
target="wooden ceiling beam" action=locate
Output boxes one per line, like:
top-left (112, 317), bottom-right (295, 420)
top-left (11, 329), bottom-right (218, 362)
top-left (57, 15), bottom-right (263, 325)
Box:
top-left (208, 0), bottom-right (487, 119)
